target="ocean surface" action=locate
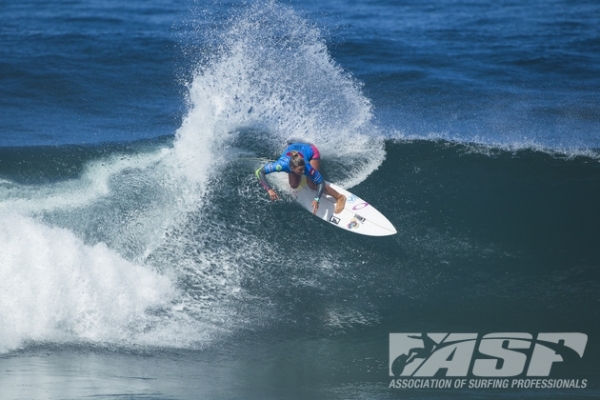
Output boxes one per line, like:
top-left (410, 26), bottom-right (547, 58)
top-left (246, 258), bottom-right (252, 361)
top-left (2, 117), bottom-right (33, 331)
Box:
top-left (1, 0), bottom-right (599, 399)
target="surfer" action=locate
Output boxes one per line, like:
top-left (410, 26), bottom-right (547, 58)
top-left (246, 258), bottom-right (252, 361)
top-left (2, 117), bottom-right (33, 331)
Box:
top-left (256, 142), bottom-right (346, 215)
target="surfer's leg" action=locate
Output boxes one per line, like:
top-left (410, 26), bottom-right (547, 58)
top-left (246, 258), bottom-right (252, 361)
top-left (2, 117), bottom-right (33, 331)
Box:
top-left (325, 185), bottom-right (346, 214)
top-left (309, 159), bottom-right (346, 214)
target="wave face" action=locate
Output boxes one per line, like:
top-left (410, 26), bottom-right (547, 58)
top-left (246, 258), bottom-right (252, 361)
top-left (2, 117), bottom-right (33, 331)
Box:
top-left (0, 2), bottom-right (384, 354)
top-left (2, 140), bottom-right (600, 355)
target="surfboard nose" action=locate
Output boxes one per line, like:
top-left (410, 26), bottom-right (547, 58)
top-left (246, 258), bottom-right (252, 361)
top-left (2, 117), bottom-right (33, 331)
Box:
top-left (375, 218), bottom-right (397, 236)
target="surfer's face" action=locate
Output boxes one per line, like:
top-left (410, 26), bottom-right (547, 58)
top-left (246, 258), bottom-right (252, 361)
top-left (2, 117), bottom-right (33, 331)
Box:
top-left (291, 166), bottom-right (304, 175)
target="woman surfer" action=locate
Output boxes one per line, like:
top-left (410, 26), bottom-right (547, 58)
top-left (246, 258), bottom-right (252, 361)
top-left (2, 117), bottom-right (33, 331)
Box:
top-left (255, 142), bottom-right (346, 215)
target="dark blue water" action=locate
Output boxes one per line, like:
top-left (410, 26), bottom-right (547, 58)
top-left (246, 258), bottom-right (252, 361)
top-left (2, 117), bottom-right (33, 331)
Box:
top-left (0, 0), bottom-right (184, 146)
top-left (1, 1), bottom-right (599, 399)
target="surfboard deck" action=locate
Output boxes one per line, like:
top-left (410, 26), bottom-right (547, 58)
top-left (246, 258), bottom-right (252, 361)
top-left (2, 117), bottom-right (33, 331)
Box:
top-left (290, 176), bottom-right (397, 236)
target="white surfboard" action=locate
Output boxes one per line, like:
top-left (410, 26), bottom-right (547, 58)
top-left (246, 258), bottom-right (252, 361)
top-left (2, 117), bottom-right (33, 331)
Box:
top-left (290, 176), bottom-right (397, 236)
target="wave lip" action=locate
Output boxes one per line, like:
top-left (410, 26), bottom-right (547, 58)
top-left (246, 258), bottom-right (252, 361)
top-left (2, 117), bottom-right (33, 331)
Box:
top-left (177, 1), bottom-right (386, 189)
top-left (389, 130), bottom-right (600, 160)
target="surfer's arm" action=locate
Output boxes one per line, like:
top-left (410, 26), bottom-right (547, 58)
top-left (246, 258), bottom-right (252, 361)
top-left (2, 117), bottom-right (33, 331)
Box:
top-left (306, 166), bottom-right (325, 200)
top-left (315, 181), bottom-right (325, 200)
top-left (255, 166), bottom-right (272, 191)
top-left (305, 166), bottom-right (325, 214)
top-left (255, 165), bottom-right (279, 201)
top-left (309, 181), bottom-right (325, 214)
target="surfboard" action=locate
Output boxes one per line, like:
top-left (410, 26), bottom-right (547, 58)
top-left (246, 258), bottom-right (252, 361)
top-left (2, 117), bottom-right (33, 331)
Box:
top-left (290, 176), bottom-right (397, 236)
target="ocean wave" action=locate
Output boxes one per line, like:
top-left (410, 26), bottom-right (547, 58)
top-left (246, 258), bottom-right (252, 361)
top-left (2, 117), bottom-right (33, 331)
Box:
top-left (388, 130), bottom-right (600, 160)
top-left (0, 1), bottom-right (387, 354)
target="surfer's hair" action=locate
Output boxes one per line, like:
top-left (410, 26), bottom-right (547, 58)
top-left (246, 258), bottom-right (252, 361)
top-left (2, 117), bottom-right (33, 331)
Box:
top-left (290, 152), bottom-right (305, 168)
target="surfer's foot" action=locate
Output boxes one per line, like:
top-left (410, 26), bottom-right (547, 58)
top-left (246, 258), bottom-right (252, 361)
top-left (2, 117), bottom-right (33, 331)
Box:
top-left (334, 195), bottom-right (346, 214)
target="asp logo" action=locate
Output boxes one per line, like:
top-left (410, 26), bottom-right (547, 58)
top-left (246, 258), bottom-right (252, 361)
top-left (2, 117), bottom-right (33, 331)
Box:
top-left (389, 333), bottom-right (588, 378)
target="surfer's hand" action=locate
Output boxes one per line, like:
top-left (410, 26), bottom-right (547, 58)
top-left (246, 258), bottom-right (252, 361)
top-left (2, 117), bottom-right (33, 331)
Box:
top-left (268, 189), bottom-right (279, 201)
top-left (311, 200), bottom-right (319, 214)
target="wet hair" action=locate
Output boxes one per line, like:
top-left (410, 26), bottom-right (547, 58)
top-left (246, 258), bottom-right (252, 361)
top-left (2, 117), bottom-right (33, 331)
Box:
top-left (289, 151), bottom-right (305, 169)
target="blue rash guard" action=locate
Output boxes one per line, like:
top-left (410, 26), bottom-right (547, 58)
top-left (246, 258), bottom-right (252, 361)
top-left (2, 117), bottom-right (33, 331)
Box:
top-left (256, 143), bottom-right (326, 200)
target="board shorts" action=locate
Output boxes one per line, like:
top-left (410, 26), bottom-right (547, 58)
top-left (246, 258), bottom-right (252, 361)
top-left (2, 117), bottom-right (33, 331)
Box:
top-left (309, 144), bottom-right (321, 160)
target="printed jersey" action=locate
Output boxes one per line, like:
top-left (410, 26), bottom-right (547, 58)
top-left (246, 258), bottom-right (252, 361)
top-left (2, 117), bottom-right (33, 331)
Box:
top-left (262, 143), bottom-right (323, 184)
